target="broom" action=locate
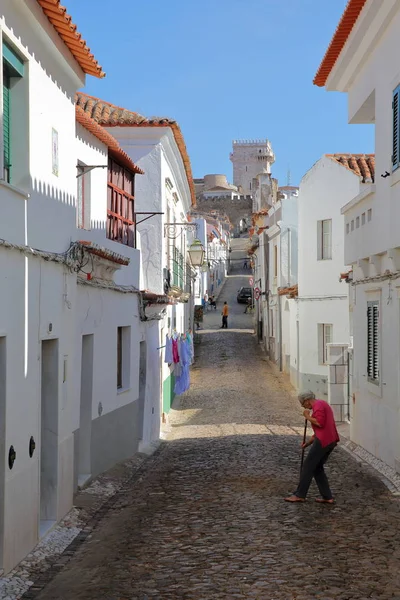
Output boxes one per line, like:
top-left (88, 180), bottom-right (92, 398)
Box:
top-left (299, 418), bottom-right (308, 476)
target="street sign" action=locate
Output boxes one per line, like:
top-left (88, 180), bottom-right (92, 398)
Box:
top-left (249, 277), bottom-right (254, 287)
top-left (254, 287), bottom-right (261, 300)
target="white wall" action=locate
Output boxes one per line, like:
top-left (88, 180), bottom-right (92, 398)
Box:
top-left (297, 156), bottom-right (353, 398)
top-left (325, 0), bottom-right (400, 467)
top-left (0, 3), bottom-right (87, 571)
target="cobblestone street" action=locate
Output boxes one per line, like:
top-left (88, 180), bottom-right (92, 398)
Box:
top-left (31, 253), bottom-right (400, 599)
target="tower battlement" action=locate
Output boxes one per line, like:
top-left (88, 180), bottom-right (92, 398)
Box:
top-left (232, 139), bottom-right (271, 146)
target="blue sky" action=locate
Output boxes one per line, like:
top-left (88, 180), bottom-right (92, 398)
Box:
top-left (67, 0), bottom-right (374, 186)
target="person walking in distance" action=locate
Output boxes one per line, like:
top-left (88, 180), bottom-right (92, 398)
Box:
top-left (285, 391), bottom-right (339, 504)
top-left (221, 302), bottom-right (229, 329)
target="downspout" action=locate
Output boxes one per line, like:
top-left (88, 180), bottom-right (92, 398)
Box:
top-left (287, 227), bottom-right (291, 288)
top-left (277, 222), bottom-right (283, 371)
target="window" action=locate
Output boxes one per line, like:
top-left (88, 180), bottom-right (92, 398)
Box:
top-left (318, 324), bottom-right (332, 365)
top-left (351, 220), bottom-right (354, 231)
top-left (2, 41), bottom-right (24, 183)
top-left (77, 163), bottom-right (91, 229)
top-left (346, 223), bottom-right (350, 235)
top-left (317, 219), bottom-right (332, 260)
top-left (107, 158), bottom-right (135, 247)
top-left (117, 326), bottom-right (131, 390)
top-left (367, 208), bottom-right (372, 222)
top-left (362, 213), bottom-right (366, 225)
top-left (393, 86), bottom-right (400, 171)
top-left (249, 181), bottom-right (252, 190)
top-left (367, 301), bottom-right (379, 384)
top-left (356, 216), bottom-right (360, 229)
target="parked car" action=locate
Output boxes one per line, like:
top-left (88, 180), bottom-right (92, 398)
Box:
top-left (237, 287), bottom-right (252, 303)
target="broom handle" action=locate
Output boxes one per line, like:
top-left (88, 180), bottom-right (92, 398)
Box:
top-left (300, 418), bottom-right (308, 475)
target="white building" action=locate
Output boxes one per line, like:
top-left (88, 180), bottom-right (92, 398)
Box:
top-left (230, 139), bottom-right (275, 195)
top-left (314, 0), bottom-right (399, 469)
top-left (74, 107), bottom-right (145, 481)
top-left (76, 93), bottom-right (196, 423)
top-left (0, 0), bottom-right (149, 573)
top-left (265, 186), bottom-right (299, 367)
top-left (250, 170), bottom-right (275, 346)
top-left (294, 155), bottom-right (366, 402)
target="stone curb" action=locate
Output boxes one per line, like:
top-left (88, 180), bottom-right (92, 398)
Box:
top-left (19, 442), bottom-right (166, 600)
top-left (339, 438), bottom-right (400, 496)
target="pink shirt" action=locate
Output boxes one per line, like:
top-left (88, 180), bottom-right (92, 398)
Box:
top-left (311, 400), bottom-right (340, 448)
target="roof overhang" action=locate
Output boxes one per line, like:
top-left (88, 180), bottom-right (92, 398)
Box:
top-left (314, 0), bottom-right (399, 92)
top-left (36, 0), bottom-right (105, 78)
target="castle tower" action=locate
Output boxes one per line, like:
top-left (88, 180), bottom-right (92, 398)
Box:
top-left (230, 139), bottom-right (275, 195)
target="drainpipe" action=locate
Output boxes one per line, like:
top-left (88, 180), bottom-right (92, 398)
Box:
top-left (277, 221), bottom-right (283, 371)
top-left (287, 227), bottom-right (291, 287)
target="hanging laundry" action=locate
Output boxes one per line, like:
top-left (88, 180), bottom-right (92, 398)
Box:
top-left (174, 336), bottom-right (191, 396)
top-left (187, 331), bottom-right (194, 364)
top-left (164, 335), bottom-right (173, 364)
top-left (172, 337), bottom-right (180, 363)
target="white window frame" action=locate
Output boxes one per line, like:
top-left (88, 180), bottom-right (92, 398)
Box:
top-left (317, 219), bottom-right (332, 261)
top-left (318, 323), bottom-right (333, 365)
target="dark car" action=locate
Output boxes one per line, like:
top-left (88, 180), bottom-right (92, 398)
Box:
top-left (237, 287), bottom-right (252, 303)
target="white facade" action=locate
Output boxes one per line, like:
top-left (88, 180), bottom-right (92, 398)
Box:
top-left (266, 187), bottom-right (299, 367)
top-left (104, 125), bottom-right (195, 420)
top-left (295, 156), bottom-right (355, 402)
top-left (319, 0), bottom-right (400, 469)
top-left (0, 1), bottom-right (147, 573)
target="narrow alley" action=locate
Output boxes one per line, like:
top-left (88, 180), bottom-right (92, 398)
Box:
top-left (24, 241), bottom-right (400, 600)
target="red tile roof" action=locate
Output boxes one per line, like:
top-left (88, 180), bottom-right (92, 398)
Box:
top-left (36, 1), bottom-right (105, 78)
top-left (76, 92), bottom-right (196, 206)
top-left (278, 284), bottom-right (298, 298)
top-left (326, 153), bottom-right (375, 182)
top-left (313, 0), bottom-right (367, 87)
top-left (76, 106), bottom-right (143, 175)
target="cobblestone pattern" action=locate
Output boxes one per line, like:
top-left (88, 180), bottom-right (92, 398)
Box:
top-left (29, 309), bottom-right (400, 600)
top-left (0, 452), bottom-right (152, 600)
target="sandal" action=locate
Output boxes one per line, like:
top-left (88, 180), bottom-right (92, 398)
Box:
top-left (315, 498), bottom-right (335, 504)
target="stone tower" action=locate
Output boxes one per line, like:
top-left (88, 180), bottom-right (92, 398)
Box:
top-left (230, 139), bottom-right (275, 195)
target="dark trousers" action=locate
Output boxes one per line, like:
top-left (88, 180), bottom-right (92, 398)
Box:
top-left (295, 439), bottom-right (336, 500)
top-left (222, 316), bottom-right (228, 328)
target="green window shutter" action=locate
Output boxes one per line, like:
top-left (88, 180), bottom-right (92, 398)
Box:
top-left (3, 43), bottom-right (24, 77)
top-left (3, 71), bottom-right (11, 182)
top-left (392, 86), bottom-right (400, 171)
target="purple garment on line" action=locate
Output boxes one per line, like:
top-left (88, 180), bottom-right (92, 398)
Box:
top-left (164, 336), bottom-right (173, 364)
top-left (172, 339), bottom-right (180, 363)
top-left (174, 338), bottom-right (191, 395)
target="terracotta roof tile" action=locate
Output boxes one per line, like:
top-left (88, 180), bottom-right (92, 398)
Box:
top-left (313, 0), bottom-right (367, 87)
top-left (76, 92), bottom-right (195, 206)
top-left (326, 153), bottom-right (375, 183)
top-left (36, 1), bottom-right (105, 78)
top-left (76, 106), bottom-right (143, 175)
top-left (278, 284), bottom-right (298, 298)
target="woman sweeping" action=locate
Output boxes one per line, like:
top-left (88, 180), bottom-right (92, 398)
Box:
top-left (285, 391), bottom-right (340, 504)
